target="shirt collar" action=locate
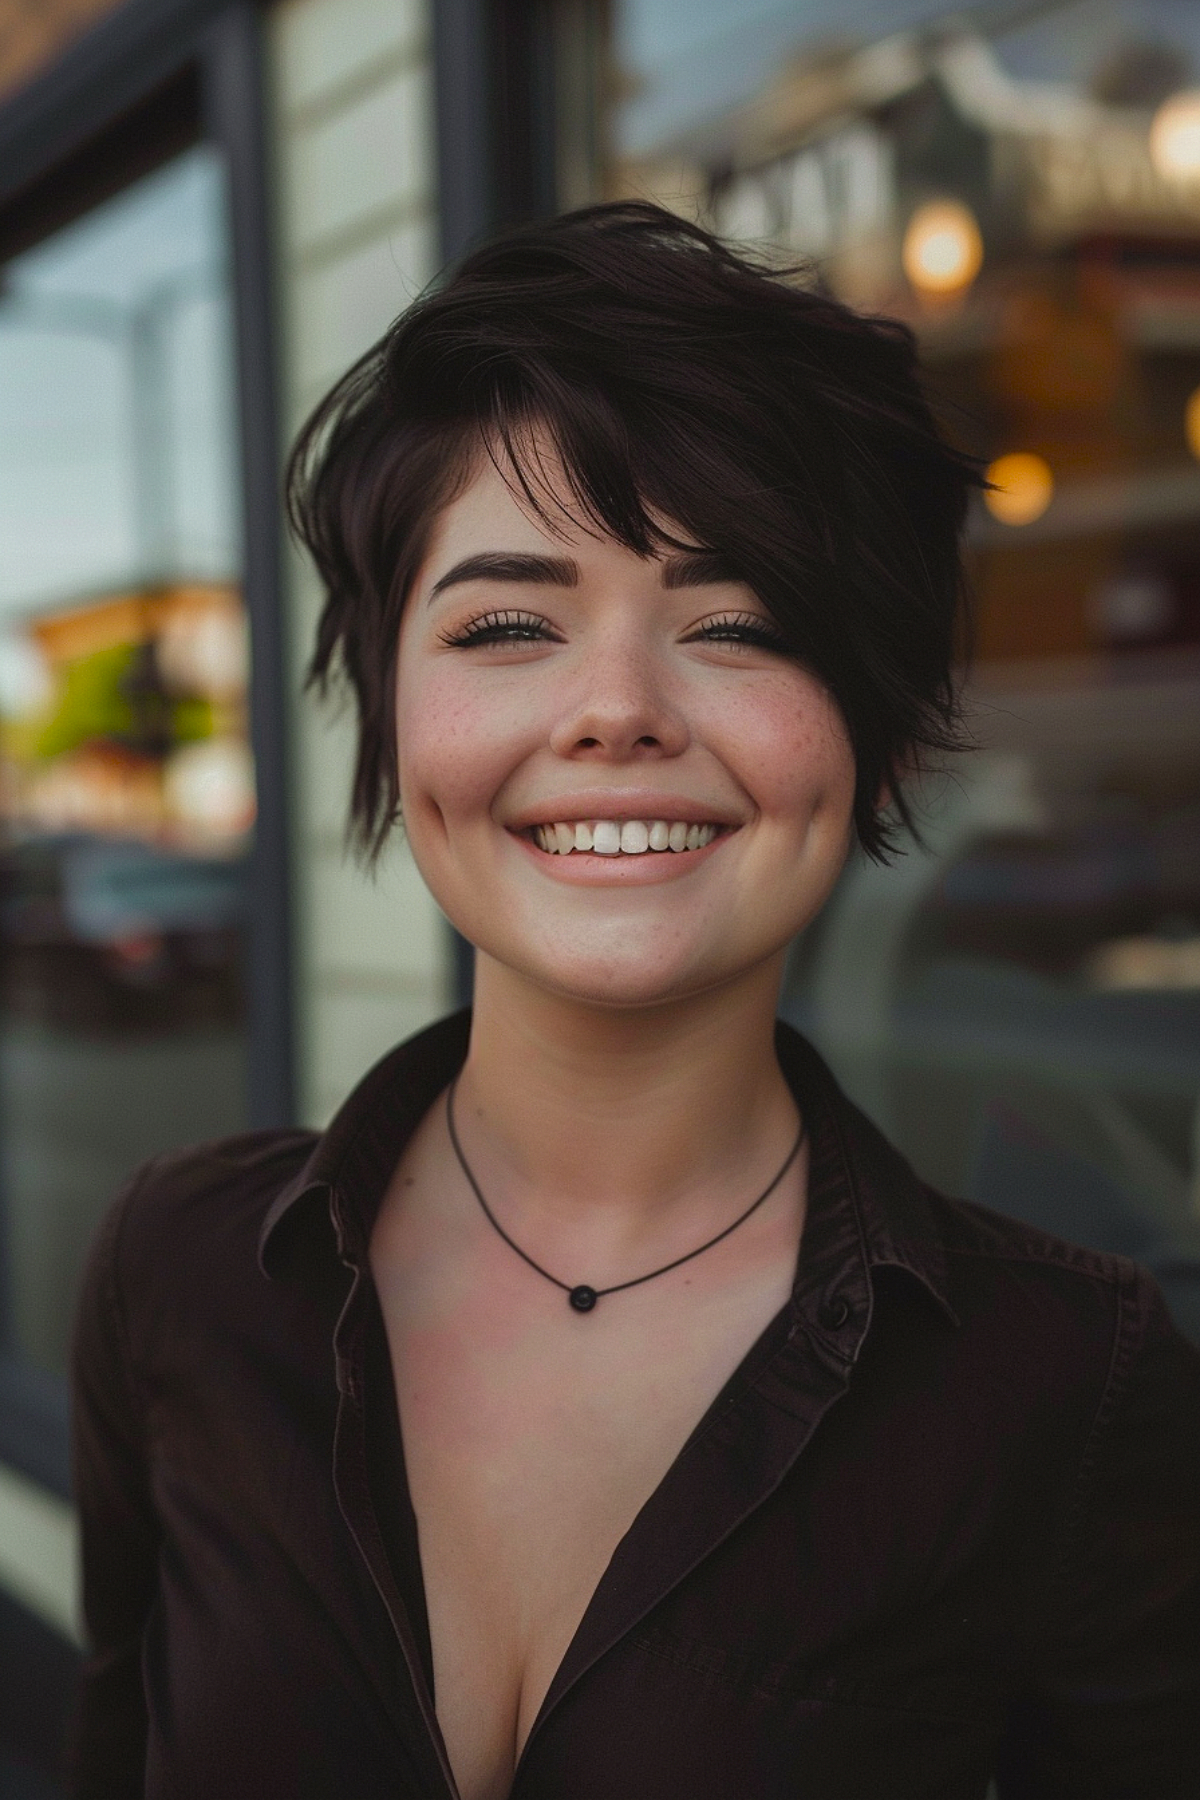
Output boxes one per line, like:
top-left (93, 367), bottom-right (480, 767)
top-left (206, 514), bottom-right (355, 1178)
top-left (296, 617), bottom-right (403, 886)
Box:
top-left (258, 1007), bottom-right (958, 1329)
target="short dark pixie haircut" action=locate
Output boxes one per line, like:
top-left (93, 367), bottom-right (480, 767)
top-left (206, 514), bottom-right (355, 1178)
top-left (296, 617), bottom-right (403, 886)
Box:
top-left (287, 202), bottom-right (981, 861)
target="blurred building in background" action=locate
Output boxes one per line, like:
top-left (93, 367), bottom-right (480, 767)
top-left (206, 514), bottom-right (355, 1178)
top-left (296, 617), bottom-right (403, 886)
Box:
top-left (606, 3), bottom-right (1200, 1259)
top-left (0, 0), bottom-right (1198, 1789)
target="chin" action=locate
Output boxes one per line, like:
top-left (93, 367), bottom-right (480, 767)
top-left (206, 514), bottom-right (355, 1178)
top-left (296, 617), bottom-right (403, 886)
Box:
top-left (483, 939), bottom-right (741, 1011)
top-left (543, 974), bottom-right (697, 1011)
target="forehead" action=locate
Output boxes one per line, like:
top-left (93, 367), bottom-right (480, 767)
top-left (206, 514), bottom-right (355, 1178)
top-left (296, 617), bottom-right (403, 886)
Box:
top-left (418, 440), bottom-right (708, 590)
top-left (423, 453), bottom-right (583, 564)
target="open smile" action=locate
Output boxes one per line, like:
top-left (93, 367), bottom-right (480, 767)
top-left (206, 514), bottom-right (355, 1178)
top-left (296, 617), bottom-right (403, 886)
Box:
top-left (510, 818), bottom-right (736, 884)
top-left (529, 818), bottom-right (724, 856)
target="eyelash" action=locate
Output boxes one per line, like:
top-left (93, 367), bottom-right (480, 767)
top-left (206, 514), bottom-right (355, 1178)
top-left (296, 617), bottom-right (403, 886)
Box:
top-left (437, 609), bottom-right (787, 652)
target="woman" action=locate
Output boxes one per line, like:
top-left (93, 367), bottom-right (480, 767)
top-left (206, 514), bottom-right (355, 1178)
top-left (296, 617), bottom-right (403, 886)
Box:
top-left (71, 204), bottom-right (1200, 1799)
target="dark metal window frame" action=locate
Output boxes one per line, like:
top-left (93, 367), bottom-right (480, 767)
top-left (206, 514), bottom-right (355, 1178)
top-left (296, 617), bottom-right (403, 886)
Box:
top-left (0, 0), bottom-right (293, 1499)
top-left (433, 0), bottom-right (561, 1009)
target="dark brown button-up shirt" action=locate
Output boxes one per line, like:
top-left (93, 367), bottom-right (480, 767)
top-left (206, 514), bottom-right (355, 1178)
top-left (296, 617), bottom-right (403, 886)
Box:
top-left (69, 1010), bottom-right (1200, 1798)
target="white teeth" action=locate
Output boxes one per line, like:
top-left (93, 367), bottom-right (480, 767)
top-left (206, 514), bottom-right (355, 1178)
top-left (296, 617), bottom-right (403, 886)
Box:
top-left (531, 819), bottom-right (721, 854)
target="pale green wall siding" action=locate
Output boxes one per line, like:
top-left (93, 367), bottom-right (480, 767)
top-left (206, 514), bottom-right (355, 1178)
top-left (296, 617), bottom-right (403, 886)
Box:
top-left (270, 0), bottom-right (452, 1127)
top-left (0, 1462), bottom-right (79, 1643)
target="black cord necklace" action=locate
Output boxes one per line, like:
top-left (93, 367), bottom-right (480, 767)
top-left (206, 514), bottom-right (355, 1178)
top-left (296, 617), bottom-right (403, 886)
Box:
top-left (445, 1075), bottom-right (806, 1313)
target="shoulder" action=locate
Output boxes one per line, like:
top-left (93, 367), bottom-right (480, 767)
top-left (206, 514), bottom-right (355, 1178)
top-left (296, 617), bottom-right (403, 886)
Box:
top-left (76, 1128), bottom-right (320, 1349)
top-left (929, 1180), bottom-right (1139, 1299)
top-left (927, 1179), bottom-right (1155, 1325)
top-left (858, 1173), bottom-right (1200, 1615)
top-left (912, 1180), bottom-right (1200, 1455)
top-left (116, 1126), bottom-right (318, 1252)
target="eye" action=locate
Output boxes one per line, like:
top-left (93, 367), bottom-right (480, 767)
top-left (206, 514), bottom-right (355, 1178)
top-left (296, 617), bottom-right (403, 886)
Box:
top-left (688, 612), bottom-right (788, 652)
top-left (438, 609), bottom-right (558, 648)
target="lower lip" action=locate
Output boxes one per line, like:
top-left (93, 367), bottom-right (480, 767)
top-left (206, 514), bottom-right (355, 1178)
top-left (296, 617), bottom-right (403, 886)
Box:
top-left (509, 828), bottom-right (735, 884)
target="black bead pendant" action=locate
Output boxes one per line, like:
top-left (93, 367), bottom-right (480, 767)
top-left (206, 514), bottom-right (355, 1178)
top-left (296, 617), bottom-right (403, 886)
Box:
top-left (569, 1285), bottom-right (598, 1313)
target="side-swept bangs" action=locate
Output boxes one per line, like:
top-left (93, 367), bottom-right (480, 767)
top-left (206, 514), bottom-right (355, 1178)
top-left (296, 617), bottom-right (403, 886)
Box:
top-left (287, 202), bottom-right (983, 861)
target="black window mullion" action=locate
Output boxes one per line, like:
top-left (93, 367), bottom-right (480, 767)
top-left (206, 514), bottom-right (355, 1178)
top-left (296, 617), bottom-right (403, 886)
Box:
top-left (432, 0), bottom-right (560, 1009)
top-left (203, 2), bottom-right (295, 1129)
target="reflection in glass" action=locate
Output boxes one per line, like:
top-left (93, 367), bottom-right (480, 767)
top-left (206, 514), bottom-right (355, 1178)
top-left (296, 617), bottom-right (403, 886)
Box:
top-left (0, 147), bottom-right (252, 1375)
top-left (601, 0), bottom-right (1200, 1335)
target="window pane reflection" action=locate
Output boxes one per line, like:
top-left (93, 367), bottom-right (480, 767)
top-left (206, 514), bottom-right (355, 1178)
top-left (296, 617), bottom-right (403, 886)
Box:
top-left (602, 0), bottom-right (1200, 1336)
top-left (0, 147), bottom-right (252, 1376)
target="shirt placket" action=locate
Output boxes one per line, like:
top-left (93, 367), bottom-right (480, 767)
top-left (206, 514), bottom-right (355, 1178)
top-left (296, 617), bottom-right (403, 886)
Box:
top-left (328, 1183), bottom-right (463, 1800)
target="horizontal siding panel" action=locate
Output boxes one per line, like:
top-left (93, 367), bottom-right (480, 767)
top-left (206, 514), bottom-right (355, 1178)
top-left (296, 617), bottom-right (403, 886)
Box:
top-left (307, 981), bottom-right (448, 1124)
top-left (307, 841), bottom-right (446, 986)
top-left (274, 0), bottom-right (426, 118)
top-left (284, 66), bottom-right (432, 258)
top-left (291, 216), bottom-right (436, 393)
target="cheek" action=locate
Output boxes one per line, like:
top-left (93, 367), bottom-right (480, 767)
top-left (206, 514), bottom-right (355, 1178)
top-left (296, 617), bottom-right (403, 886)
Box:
top-left (395, 659), bottom-right (529, 821)
top-left (724, 677), bottom-right (856, 826)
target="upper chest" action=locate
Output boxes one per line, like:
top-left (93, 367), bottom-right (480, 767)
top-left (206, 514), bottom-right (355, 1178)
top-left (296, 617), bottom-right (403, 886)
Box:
top-left (369, 1118), bottom-right (808, 1558)
top-left (366, 1128), bottom-right (808, 1800)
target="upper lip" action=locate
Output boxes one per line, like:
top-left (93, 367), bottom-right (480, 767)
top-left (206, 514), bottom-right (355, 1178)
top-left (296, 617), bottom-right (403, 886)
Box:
top-left (507, 793), bottom-right (743, 830)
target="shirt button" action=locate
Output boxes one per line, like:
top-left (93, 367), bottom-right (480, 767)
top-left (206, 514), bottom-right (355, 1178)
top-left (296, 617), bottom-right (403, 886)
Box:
top-left (819, 1295), bottom-right (850, 1330)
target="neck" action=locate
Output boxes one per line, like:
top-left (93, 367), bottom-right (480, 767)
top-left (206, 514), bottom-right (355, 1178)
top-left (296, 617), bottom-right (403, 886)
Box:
top-left (450, 953), bottom-right (801, 1257)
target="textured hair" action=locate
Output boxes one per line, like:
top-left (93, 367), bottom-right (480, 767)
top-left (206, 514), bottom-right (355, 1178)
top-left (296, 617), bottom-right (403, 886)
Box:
top-left (287, 201), bottom-right (982, 861)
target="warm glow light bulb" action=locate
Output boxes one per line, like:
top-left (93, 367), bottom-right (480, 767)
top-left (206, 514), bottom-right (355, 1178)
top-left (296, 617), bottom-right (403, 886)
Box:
top-left (1185, 385), bottom-right (1200, 459)
top-left (1150, 90), bottom-right (1200, 181)
top-left (902, 200), bottom-right (983, 295)
top-left (984, 453), bottom-right (1055, 526)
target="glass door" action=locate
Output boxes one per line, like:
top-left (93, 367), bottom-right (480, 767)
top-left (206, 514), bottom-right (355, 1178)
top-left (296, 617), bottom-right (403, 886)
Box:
top-left (0, 144), bottom-right (254, 1379)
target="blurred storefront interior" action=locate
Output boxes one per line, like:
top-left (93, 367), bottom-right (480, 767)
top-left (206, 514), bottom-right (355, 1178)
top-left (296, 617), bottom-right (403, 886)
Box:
top-left (599, 2), bottom-right (1200, 1231)
top-left (593, 0), bottom-right (1200, 1325)
top-left (0, 0), bottom-right (1198, 1789)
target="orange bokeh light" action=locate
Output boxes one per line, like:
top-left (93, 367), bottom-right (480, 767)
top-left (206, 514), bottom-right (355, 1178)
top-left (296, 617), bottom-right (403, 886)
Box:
top-left (902, 200), bottom-right (983, 295)
top-left (984, 453), bottom-right (1055, 526)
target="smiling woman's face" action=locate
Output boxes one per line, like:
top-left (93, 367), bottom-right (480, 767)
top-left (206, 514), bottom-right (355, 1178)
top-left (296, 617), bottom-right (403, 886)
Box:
top-left (395, 448), bottom-right (857, 1011)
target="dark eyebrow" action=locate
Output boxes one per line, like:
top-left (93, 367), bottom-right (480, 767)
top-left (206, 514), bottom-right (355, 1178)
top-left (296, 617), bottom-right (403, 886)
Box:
top-left (661, 549), bottom-right (740, 588)
top-left (428, 552), bottom-right (580, 602)
top-left (426, 546), bottom-right (740, 604)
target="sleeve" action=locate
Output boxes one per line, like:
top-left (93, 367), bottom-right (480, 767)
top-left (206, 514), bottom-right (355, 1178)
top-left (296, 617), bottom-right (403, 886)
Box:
top-left (67, 1164), bottom-right (162, 1800)
top-left (996, 1266), bottom-right (1200, 1798)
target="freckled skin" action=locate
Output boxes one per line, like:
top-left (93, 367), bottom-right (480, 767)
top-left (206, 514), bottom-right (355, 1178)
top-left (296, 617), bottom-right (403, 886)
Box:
top-left (395, 454), bottom-right (858, 1011)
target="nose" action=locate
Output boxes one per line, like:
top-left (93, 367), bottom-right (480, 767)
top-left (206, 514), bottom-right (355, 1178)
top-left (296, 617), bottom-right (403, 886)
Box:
top-left (547, 629), bottom-right (690, 762)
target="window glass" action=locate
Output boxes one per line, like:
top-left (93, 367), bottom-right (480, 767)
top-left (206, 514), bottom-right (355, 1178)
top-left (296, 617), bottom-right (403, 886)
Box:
top-left (599, 0), bottom-right (1200, 1336)
top-left (0, 146), bottom-right (253, 1376)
